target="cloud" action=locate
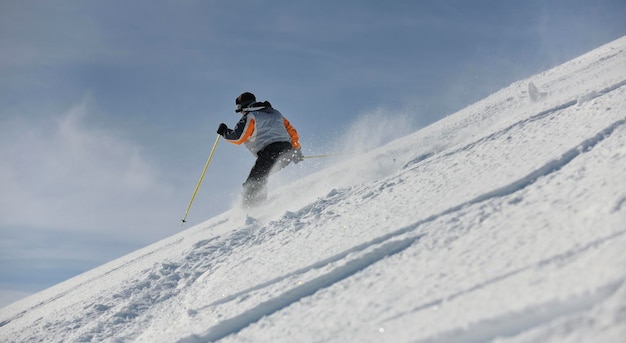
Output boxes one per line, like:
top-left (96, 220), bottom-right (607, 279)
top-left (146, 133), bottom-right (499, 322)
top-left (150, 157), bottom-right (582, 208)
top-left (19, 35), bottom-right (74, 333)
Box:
top-left (0, 98), bottom-right (176, 240)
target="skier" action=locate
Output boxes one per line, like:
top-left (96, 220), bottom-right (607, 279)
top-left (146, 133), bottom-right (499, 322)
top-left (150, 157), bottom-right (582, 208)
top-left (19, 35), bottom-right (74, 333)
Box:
top-left (217, 92), bottom-right (303, 207)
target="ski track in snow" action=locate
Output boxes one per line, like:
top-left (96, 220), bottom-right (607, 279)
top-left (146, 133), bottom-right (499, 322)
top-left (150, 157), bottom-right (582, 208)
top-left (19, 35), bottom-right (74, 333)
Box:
top-left (385, 230), bottom-right (626, 319)
top-left (413, 280), bottom-right (624, 343)
top-left (180, 236), bottom-right (425, 343)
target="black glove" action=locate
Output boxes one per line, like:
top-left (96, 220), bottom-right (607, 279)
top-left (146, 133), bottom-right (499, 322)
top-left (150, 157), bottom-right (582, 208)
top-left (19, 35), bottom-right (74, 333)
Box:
top-left (217, 123), bottom-right (228, 136)
top-left (292, 149), bottom-right (304, 164)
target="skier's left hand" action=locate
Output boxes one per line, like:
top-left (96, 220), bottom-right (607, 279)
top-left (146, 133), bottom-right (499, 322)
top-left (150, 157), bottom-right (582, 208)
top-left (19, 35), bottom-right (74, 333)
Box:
top-left (292, 149), bottom-right (304, 164)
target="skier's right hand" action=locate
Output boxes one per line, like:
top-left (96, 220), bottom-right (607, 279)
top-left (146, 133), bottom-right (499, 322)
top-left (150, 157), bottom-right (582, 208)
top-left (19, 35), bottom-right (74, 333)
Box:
top-left (217, 123), bottom-right (228, 136)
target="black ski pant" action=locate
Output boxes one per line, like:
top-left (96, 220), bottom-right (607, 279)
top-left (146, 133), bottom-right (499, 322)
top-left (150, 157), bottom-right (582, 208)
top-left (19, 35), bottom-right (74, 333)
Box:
top-left (242, 141), bottom-right (293, 206)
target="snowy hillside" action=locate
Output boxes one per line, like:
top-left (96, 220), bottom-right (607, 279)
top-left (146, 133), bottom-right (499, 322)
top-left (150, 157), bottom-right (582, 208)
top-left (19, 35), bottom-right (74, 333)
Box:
top-left (1, 36), bottom-right (626, 342)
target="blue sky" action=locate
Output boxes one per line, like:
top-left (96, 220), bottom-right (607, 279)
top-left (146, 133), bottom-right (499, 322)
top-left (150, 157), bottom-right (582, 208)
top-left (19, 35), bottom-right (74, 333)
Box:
top-left (0, 0), bottom-right (624, 305)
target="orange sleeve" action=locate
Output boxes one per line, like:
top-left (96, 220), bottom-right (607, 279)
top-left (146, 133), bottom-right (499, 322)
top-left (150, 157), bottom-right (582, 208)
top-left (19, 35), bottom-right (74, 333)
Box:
top-left (284, 118), bottom-right (301, 149)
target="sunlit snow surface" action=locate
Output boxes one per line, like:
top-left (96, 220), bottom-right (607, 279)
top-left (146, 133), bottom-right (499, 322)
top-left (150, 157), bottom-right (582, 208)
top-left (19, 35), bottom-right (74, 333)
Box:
top-left (1, 36), bottom-right (625, 343)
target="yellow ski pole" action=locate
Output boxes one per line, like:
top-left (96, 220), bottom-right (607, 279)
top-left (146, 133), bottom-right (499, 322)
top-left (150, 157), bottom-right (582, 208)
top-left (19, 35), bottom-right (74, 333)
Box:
top-left (181, 134), bottom-right (221, 226)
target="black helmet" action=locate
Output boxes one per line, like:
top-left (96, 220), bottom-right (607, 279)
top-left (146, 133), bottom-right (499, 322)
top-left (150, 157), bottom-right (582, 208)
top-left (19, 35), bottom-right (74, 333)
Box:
top-left (235, 92), bottom-right (256, 113)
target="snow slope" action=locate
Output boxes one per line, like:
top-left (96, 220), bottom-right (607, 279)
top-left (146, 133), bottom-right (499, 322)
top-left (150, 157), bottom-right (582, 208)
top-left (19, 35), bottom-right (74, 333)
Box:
top-left (1, 36), bottom-right (625, 343)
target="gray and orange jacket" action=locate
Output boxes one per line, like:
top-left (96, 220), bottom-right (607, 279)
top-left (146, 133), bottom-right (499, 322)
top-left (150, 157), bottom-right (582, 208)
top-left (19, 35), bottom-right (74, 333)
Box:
top-left (222, 102), bottom-right (301, 157)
